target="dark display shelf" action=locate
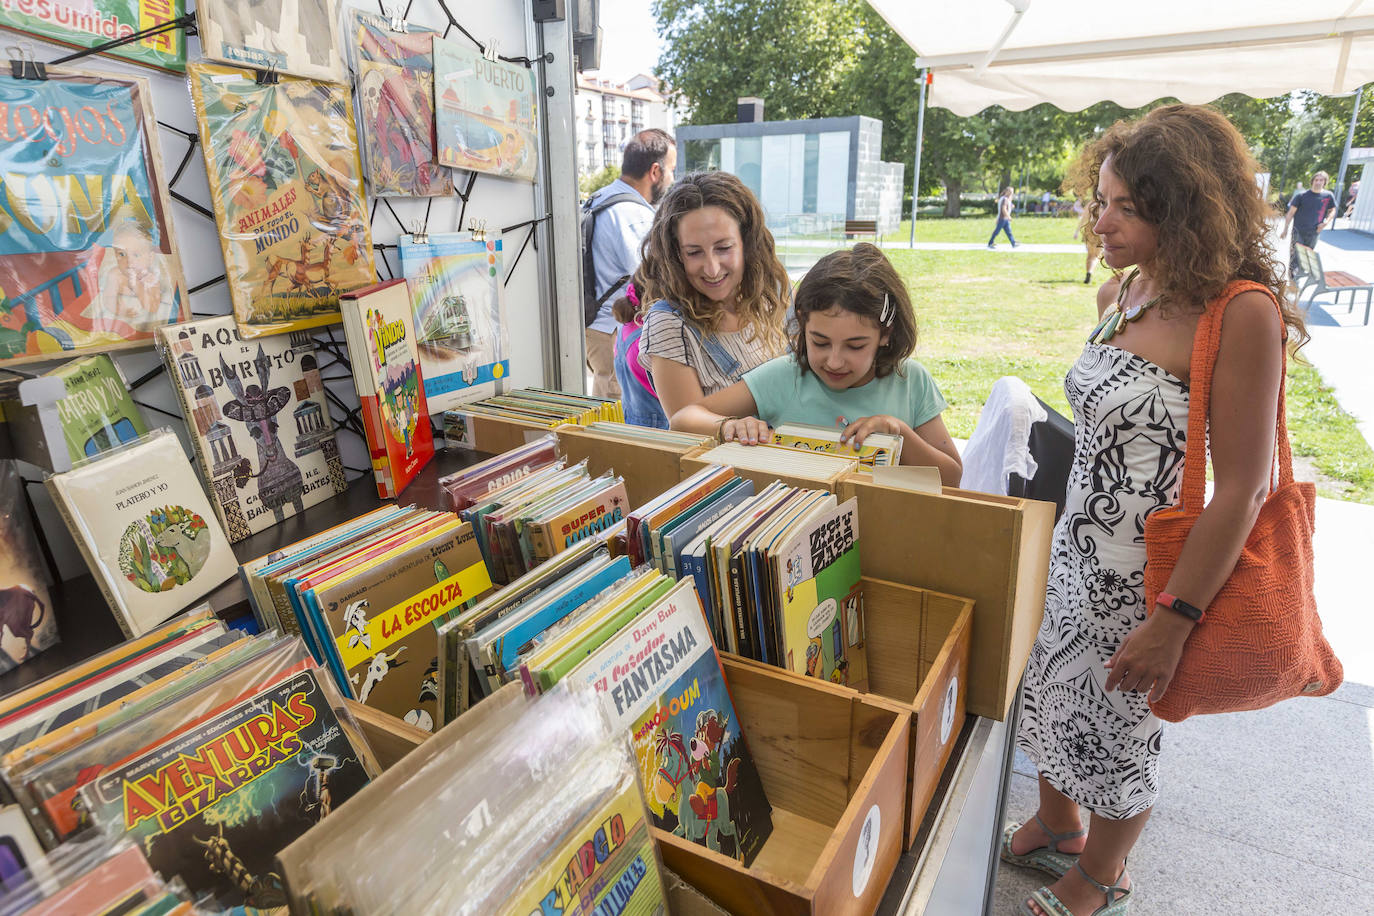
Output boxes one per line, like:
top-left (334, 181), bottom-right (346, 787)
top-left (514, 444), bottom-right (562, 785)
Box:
top-left (0, 447), bottom-right (490, 699)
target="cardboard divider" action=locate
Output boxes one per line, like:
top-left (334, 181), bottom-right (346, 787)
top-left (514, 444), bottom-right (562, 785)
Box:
top-left (657, 657), bottom-right (908, 916)
top-left (555, 424), bottom-right (707, 508)
top-left (726, 577), bottom-right (973, 851)
top-left (680, 446), bottom-right (855, 495)
top-left (837, 474), bottom-right (1055, 720)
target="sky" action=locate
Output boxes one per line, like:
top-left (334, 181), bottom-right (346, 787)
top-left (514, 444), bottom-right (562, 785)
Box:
top-left (586, 0), bottom-right (664, 81)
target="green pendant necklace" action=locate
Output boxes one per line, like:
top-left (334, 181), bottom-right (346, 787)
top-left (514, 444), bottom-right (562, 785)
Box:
top-left (1089, 268), bottom-right (1163, 345)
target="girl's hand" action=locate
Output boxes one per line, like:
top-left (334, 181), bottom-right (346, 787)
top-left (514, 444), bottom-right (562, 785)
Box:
top-left (840, 415), bottom-right (908, 449)
top-left (1103, 610), bottom-right (1194, 702)
top-left (721, 416), bottom-right (771, 445)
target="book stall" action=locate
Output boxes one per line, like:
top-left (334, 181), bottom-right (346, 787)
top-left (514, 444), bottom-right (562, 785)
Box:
top-left (0, 3), bottom-right (1054, 915)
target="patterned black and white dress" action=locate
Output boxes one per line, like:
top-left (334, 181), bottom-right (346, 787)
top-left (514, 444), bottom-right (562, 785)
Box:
top-left (1016, 342), bottom-right (1189, 820)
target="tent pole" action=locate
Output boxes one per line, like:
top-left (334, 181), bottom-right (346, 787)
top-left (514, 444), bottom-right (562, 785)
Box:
top-left (910, 68), bottom-right (928, 246)
top-left (1336, 85), bottom-right (1364, 220)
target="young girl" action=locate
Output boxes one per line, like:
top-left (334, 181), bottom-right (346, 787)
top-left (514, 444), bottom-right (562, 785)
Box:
top-left (670, 243), bottom-right (962, 485)
top-left (636, 171), bottom-right (789, 420)
top-left (610, 274), bottom-right (668, 429)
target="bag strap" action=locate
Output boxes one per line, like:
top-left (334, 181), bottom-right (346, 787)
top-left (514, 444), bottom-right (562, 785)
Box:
top-left (646, 301), bottom-right (742, 378)
top-left (1178, 279), bottom-right (1292, 515)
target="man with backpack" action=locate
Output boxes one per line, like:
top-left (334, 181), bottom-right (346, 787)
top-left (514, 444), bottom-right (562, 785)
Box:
top-left (583, 128), bottom-right (675, 398)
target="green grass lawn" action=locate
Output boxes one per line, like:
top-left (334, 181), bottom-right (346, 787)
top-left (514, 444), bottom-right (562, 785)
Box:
top-left (877, 248), bottom-right (1374, 505)
top-left (884, 215), bottom-right (1085, 245)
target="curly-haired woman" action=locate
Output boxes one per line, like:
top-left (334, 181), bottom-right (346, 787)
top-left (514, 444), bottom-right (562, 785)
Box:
top-left (1002, 104), bottom-right (1308, 916)
top-left (635, 171), bottom-right (789, 419)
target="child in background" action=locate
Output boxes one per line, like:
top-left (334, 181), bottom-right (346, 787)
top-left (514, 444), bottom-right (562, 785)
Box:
top-left (611, 275), bottom-right (668, 429)
top-left (636, 172), bottom-right (789, 420)
top-left (670, 243), bottom-right (962, 485)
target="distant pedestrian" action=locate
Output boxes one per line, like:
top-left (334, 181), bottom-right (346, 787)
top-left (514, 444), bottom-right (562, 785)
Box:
top-left (1344, 180), bottom-right (1360, 218)
top-left (988, 187), bottom-right (1018, 248)
top-left (1074, 201), bottom-right (1102, 284)
top-left (1279, 170), bottom-right (1336, 276)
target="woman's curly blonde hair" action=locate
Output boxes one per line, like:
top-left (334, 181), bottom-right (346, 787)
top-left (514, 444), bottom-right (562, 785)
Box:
top-left (1067, 103), bottom-right (1307, 347)
top-left (637, 171), bottom-right (788, 356)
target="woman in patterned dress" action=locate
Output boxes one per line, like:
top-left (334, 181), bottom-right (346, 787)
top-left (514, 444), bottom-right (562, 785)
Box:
top-left (1003, 105), bottom-right (1309, 916)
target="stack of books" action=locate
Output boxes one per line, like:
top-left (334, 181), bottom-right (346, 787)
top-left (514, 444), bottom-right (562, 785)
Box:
top-left (770, 420), bottom-right (903, 469)
top-left (442, 388), bottom-right (622, 446)
top-left (689, 440), bottom-right (859, 481)
top-left (437, 434), bottom-right (560, 510)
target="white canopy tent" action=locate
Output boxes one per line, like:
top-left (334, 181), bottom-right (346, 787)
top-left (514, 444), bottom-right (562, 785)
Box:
top-left (866, 0), bottom-right (1374, 116)
top-left (865, 0), bottom-right (1374, 228)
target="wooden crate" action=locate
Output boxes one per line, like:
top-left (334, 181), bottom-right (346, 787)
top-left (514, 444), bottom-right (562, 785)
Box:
top-left (445, 411), bottom-right (553, 455)
top-left (680, 445), bottom-right (855, 495)
top-left (726, 578), bottom-right (973, 852)
top-left (344, 700), bottom-right (428, 770)
top-left (837, 475), bottom-right (1055, 720)
top-left (657, 657), bottom-right (908, 916)
top-left (555, 424), bottom-right (705, 509)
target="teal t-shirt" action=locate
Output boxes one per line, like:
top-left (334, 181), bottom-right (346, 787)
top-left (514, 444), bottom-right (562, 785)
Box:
top-left (742, 356), bottom-right (948, 432)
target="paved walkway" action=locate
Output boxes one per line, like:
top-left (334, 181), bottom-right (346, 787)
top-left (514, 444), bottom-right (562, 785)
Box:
top-left (991, 224), bottom-right (1374, 915)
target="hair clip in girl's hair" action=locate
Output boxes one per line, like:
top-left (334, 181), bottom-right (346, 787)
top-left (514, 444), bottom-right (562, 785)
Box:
top-left (879, 293), bottom-right (894, 326)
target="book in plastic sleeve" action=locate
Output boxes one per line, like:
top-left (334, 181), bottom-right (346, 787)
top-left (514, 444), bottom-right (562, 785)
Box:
top-left (195, 0), bottom-right (344, 82)
top-left (432, 36), bottom-right (538, 182)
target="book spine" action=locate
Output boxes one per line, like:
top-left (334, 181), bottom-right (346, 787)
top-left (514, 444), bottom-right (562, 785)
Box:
top-left (527, 520), bottom-right (554, 567)
top-left (43, 479), bottom-right (135, 639)
top-left (729, 553), bottom-right (754, 660)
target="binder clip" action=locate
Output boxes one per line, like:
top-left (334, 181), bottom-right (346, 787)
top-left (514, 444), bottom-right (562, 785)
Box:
top-left (483, 39), bottom-right (500, 63)
top-left (7, 45), bottom-right (46, 81)
top-left (384, 2), bottom-right (407, 33)
top-left (410, 219), bottom-right (428, 246)
top-left (254, 62), bottom-right (280, 85)
top-left (468, 219), bottom-right (488, 243)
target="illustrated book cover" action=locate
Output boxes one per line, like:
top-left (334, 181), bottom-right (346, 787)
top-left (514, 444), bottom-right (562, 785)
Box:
top-left (771, 421), bottom-right (902, 469)
top-left (432, 36), bottom-right (537, 182)
top-left (775, 496), bottom-right (865, 687)
top-left (348, 9), bottom-right (453, 197)
top-left (187, 63), bottom-right (375, 338)
top-left (158, 315), bottom-right (346, 543)
top-left (47, 354), bottom-right (148, 462)
top-left (398, 234), bottom-right (509, 412)
top-left (569, 579), bottom-right (773, 865)
top-left (79, 666), bottom-right (373, 911)
top-left (44, 432), bottom-right (238, 637)
top-left (339, 279), bottom-right (435, 499)
top-left (309, 520), bottom-right (492, 731)
top-left (195, 0), bottom-right (344, 83)
top-left (0, 68), bottom-right (188, 367)
top-left (0, 1), bottom-right (187, 72)
top-left (0, 462), bottom-right (58, 674)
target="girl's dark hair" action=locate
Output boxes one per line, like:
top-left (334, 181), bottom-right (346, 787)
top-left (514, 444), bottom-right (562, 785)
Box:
top-left (1066, 103), bottom-right (1307, 347)
top-left (792, 243), bottom-right (916, 378)
top-left (638, 171), bottom-right (788, 355)
top-left (611, 266), bottom-right (651, 324)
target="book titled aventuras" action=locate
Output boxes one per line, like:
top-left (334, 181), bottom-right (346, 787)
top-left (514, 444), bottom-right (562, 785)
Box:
top-left (569, 579), bottom-right (773, 866)
top-left (158, 315), bottom-right (346, 543)
top-left (340, 279), bottom-right (435, 498)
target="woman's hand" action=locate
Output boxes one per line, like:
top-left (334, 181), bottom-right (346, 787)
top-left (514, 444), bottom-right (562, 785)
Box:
top-left (1103, 610), bottom-right (1195, 702)
top-left (840, 415), bottom-right (907, 449)
top-left (721, 416), bottom-right (772, 445)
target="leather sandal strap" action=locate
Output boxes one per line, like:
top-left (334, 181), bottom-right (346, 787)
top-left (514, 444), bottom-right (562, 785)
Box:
top-left (1033, 813), bottom-right (1087, 852)
top-left (1072, 861), bottom-right (1130, 905)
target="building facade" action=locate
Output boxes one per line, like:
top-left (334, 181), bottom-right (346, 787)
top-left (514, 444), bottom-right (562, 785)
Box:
top-left (676, 116), bottom-right (905, 235)
top-left (574, 74), bottom-right (677, 176)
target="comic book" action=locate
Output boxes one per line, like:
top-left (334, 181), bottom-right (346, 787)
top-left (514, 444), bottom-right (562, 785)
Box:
top-left (770, 421), bottom-right (903, 469)
top-left (195, 0), bottom-right (344, 83)
top-left (78, 666), bottom-right (373, 911)
top-left (0, 69), bottom-right (188, 367)
top-left (398, 234), bottom-right (509, 412)
top-left (44, 432), bottom-right (239, 638)
top-left (339, 280), bottom-right (435, 499)
top-left (308, 520), bottom-right (492, 730)
top-left (187, 63), bottom-right (375, 338)
top-left (569, 579), bottom-right (773, 866)
top-left (0, 462), bottom-right (58, 675)
top-left (432, 36), bottom-right (538, 183)
top-left (773, 496), bottom-right (866, 687)
top-left (437, 434), bottom-right (559, 511)
top-left (0, 1), bottom-right (186, 72)
top-left (158, 315), bottom-right (346, 542)
top-left (347, 9), bottom-right (454, 197)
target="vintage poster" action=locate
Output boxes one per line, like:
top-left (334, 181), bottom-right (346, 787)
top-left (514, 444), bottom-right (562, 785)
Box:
top-left (159, 315), bottom-right (347, 543)
top-left (398, 234), bottom-right (509, 413)
top-left (0, 69), bottom-right (188, 367)
top-left (432, 36), bottom-right (538, 183)
top-left (188, 63), bottom-right (375, 338)
top-left (195, 0), bottom-right (344, 83)
top-left (0, 0), bottom-right (187, 72)
top-left (349, 9), bottom-right (453, 197)
top-left (79, 668), bottom-right (372, 911)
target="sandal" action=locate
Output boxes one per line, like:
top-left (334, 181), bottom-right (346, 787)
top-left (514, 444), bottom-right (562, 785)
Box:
top-left (1018, 861), bottom-right (1132, 916)
top-left (1000, 813), bottom-right (1086, 879)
